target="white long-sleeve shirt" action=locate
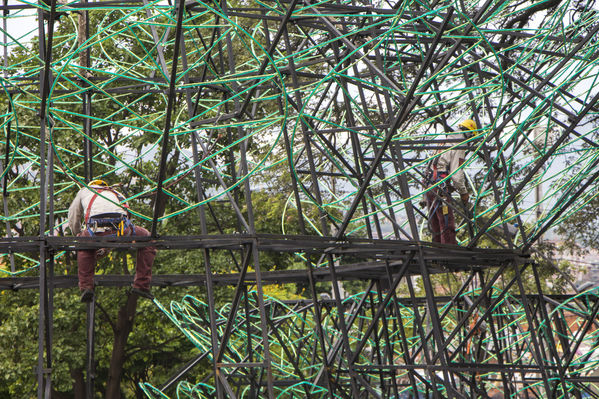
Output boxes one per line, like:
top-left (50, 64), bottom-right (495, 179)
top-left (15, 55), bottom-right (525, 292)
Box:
top-left (68, 185), bottom-right (128, 235)
top-left (432, 133), bottom-right (468, 195)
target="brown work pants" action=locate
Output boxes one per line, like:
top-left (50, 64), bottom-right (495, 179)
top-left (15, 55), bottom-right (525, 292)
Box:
top-left (77, 225), bottom-right (156, 291)
top-left (426, 189), bottom-right (457, 245)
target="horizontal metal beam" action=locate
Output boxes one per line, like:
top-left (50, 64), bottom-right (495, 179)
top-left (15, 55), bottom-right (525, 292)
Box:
top-left (0, 252), bottom-right (526, 290)
top-left (0, 233), bottom-right (524, 257)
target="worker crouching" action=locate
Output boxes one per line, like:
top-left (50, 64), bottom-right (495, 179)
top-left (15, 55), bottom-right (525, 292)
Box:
top-left (68, 179), bottom-right (156, 302)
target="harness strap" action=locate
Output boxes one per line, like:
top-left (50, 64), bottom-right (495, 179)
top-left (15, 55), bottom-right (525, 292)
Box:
top-left (425, 165), bottom-right (449, 185)
top-left (84, 187), bottom-right (129, 225)
top-left (84, 190), bottom-right (102, 225)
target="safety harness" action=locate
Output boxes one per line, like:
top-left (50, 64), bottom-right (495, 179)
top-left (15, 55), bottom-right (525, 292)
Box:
top-left (84, 188), bottom-right (135, 237)
top-left (425, 158), bottom-right (451, 233)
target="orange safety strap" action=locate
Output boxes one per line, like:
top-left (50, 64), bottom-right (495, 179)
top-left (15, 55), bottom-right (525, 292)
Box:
top-left (466, 313), bottom-right (480, 356)
top-left (85, 189), bottom-right (104, 224)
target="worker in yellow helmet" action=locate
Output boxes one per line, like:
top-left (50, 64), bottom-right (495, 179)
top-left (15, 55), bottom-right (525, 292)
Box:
top-left (68, 179), bottom-right (156, 302)
top-left (422, 119), bottom-right (480, 244)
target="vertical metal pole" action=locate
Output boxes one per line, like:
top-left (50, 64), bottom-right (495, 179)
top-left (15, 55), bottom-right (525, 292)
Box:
top-left (175, 5), bottom-right (257, 393)
top-left (85, 298), bottom-right (95, 398)
top-left (150, 0), bottom-right (186, 237)
top-left (218, 0), bottom-right (274, 393)
top-left (403, 270), bottom-right (443, 397)
top-left (514, 264), bottom-right (552, 396)
top-left (530, 266), bottom-right (566, 396)
top-left (383, 260), bottom-right (421, 394)
top-left (44, 133), bottom-right (54, 399)
top-left (79, 1), bottom-right (92, 181)
top-left (477, 270), bottom-right (512, 396)
top-left (1, 1), bottom-right (15, 272)
top-left (178, 30), bottom-right (224, 397)
top-left (0, 160), bottom-right (13, 271)
top-left (373, 281), bottom-right (399, 397)
top-left (36, 17), bottom-right (48, 399)
top-left (241, 141), bottom-right (275, 398)
top-left (535, 175), bottom-right (542, 240)
top-left (37, 0), bottom-right (58, 394)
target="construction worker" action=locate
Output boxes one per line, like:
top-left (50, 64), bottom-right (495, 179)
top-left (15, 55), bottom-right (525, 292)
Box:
top-left (68, 179), bottom-right (156, 302)
top-left (423, 119), bottom-right (479, 244)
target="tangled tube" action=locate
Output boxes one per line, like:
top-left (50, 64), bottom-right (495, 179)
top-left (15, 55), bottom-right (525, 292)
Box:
top-left (0, 0), bottom-right (598, 273)
top-left (141, 286), bottom-right (599, 398)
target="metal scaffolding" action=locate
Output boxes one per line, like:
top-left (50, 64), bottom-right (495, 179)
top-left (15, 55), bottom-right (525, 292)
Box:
top-left (1, 0), bottom-right (599, 397)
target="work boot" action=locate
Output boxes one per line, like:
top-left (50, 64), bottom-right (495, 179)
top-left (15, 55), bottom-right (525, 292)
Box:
top-left (130, 286), bottom-right (154, 300)
top-left (80, 289), bottom-right (94, 303)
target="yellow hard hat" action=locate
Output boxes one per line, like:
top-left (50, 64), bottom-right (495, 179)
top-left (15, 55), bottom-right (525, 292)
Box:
top-left (89, 179), bottom-right (109, 187)
top-left (458, 119), bottom-right (477, 133)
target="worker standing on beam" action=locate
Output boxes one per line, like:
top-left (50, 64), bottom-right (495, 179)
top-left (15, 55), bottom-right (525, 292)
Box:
top-left (422, 119), bottom-right (479, 245)
top-left (68, 179), bottom-right (156, 302)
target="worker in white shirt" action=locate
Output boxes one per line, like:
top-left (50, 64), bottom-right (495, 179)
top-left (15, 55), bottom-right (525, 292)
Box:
top-left (68, 179), bottom-right (156, 302)
top-left (423, 119), bottom-right (479, 244)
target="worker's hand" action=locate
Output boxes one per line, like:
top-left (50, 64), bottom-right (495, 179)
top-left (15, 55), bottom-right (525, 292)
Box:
top-left (96, 248), bottom-right (110, 259)
top-left (460, 193), bottom-right (470, 203)
top-left (419, 199), bottom-right (427, 208)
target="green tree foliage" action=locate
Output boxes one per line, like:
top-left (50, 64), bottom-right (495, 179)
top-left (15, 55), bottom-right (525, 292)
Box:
top-left (557, 196), bottom-right (599, 251)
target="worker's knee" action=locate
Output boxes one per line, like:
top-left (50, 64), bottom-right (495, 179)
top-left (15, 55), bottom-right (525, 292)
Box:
top-left (132, 225), bottom-right (151, 237)
top-left (141, 246), bottom-right (157, 257)
top-left (77, 249), bottom-right (97, 264)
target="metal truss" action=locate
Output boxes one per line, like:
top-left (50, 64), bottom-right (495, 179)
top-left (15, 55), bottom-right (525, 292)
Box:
top-left (144, 262), bottom-right (599, 399)
top-left (1, 0), bottom-right (599, 397)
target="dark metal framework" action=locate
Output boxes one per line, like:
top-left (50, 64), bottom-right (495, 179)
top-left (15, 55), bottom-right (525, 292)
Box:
top-left (1, 0), bottom-right (599, 397)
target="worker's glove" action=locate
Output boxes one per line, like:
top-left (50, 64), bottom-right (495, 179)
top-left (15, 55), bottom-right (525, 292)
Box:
top-left (419, 199), bottom-right (427, 208)
top-left (96, 248), bottom-right (110, 259)
top-left (460, 193), bottom-right (470, 203)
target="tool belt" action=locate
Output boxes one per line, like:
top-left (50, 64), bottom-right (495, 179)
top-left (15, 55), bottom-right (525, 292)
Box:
top-left (425, 164), bottom-right (450, 188)
top-left (86, 213), bottom-right (134, 237)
